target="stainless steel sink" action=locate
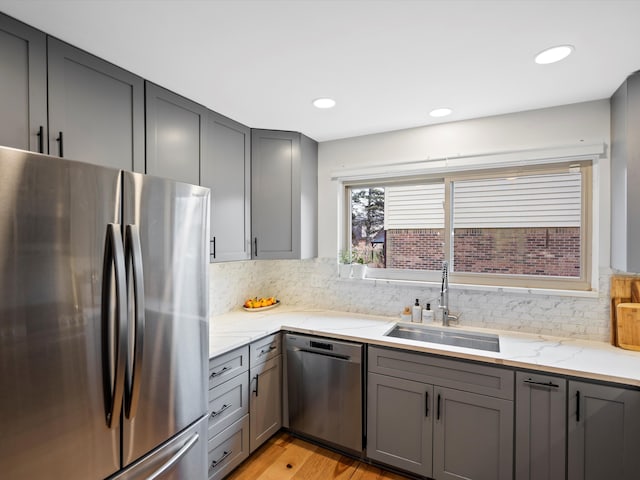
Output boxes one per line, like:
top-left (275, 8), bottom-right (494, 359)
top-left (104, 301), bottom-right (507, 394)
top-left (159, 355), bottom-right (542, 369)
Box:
top-left (385, 323), bottom-right (500, 352)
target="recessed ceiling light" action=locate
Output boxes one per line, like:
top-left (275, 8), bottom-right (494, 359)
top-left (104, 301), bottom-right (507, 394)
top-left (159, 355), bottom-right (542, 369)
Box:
top-left (535, 45), bottom-right (574, 65)
top-left (429, 108), bottom-right (452, 118)
top-left (313, 98), bottom-right (336, 109)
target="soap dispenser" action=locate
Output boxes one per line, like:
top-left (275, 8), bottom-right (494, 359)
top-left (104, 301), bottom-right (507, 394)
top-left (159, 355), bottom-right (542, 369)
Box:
top-left (422, 303), bottom-right (434, 323)
top-left (412, 299), bottom-right (421, 323)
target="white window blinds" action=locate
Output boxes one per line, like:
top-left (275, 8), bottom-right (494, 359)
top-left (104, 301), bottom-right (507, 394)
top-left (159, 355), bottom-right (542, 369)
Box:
top-left (452, 172), bottom-right (581, 228)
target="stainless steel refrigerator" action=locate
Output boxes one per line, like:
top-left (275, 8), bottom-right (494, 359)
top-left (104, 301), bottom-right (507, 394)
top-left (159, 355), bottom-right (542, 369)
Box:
top-left (0, 146), bottom-right (210, 479)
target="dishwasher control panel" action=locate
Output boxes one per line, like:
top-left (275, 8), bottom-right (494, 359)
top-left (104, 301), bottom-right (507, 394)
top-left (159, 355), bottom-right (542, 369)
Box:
top-left (285, 334), bottom-right (362, 361)
top-left (310, 340), bottom-right (333, 350)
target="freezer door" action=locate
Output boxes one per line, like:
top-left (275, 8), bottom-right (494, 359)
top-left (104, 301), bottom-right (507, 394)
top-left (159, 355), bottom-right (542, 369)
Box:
top-left (109, 415), bottom-right (207, 480)
top-left (0, 147), bottom-right (122, 479)
top-left (121, 171), bottom-right (209, 466)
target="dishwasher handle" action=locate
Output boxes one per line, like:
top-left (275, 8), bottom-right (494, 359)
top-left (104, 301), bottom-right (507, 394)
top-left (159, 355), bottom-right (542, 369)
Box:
top-left (293, 347), bottom-right (354, 362)
top-left (285, 334), bottom-right (363, 364)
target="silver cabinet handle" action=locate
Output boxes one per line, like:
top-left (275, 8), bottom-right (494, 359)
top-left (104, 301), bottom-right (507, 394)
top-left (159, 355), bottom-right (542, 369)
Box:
top-left (209, 450), bottom-right (232, 471)
top-left (210, 403), bottom-right (231, 418)
top-left (210, 366), bottom-right (230, 378)
top-left (259, 344), bottom-right (277, 356)
top-left (101, 223), bottom-right (127, 429)
top-left (523, 378), bottom-right (559, 388)
top-left (147, 432), bottom-right (200, 480)
top-left (253, 374), bottom-right (260, 396)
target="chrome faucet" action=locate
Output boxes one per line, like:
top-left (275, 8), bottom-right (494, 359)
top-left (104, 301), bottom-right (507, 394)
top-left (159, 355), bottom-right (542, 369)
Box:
top-left (439, 261), bottom-right (460, 326)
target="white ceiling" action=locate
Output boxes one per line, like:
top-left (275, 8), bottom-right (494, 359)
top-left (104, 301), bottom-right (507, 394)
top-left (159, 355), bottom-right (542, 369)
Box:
top-left (1, 0), bottom-right (639, 142)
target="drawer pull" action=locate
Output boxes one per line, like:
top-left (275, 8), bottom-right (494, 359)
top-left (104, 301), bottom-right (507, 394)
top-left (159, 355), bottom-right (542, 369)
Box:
top-left (524, 378), bottom-right (559, 388)
top-left (210, 366), bottom-right (230, 378)
top-left (209, 450), bottom-right (232, 470)
top-left (259, 345), bottom-right (277, 356)
top-left (210, 403), bottom-right (231, 418)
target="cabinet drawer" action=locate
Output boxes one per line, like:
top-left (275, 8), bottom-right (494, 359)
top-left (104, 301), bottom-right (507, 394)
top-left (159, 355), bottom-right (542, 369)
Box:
top-left (209, 346), bottom-right (249, 389)
top-left (250, 333), bottom-right (281, 365)
top-left (207, 415), bottom-right (249, 480)
top-left (369, 346), bottom-right (514, 400)
top-left (208, 372), bottom-right (249, 440)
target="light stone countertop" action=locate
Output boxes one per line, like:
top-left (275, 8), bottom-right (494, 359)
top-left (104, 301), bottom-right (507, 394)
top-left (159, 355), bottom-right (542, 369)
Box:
top-left (209, 305), bottom-right (640, 388)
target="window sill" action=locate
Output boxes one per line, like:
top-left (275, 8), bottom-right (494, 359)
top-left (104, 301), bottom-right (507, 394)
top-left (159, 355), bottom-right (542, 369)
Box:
top-left (337, 276), bottom-right (599, 299)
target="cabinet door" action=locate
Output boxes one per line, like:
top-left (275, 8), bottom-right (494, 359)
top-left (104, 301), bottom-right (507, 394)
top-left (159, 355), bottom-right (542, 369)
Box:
top-left (251, 129), bottom-right (301, 259)
top-left (515, 372), bottom-right (566, 480)
top-left (0, 14), bottom-right (47, 153)
top-left (145, 82), bottom-right (205, 184)
top-left (202, 111), bottom-right (251, 262)
top-left (47, 38), bottom-right (144, 171)
top-left (367, 373), bottom-right (433, 478)
top-left (249, 355), bottom-right (282, 453)
top-left (434, 387), bottom-right (513, 480)
top-left (568, 381), bottom-right (640, 480)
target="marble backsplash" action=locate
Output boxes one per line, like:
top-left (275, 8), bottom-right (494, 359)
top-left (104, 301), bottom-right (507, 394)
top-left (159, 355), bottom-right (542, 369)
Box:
top-left (210, 258), bottom-right (613, 342)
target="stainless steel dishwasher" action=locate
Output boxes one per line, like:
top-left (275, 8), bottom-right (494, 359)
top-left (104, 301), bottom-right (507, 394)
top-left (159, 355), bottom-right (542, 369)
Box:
top-left (284, 333), bottom-right (363, 453)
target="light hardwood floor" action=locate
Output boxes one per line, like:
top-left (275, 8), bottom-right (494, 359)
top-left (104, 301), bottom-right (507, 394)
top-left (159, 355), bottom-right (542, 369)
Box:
top-left (227, 432), bottom-right (412, 480)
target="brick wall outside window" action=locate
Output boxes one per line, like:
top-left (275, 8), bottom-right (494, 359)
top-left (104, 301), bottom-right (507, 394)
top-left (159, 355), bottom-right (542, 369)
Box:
top-left (386, 227), bottom-right (580, 277)
top-left (386, 229), bottom-right (445, 270)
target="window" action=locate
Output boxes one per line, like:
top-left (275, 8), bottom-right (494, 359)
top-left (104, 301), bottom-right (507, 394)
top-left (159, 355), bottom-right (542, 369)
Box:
top-left (345, 163), bottom-right (592, 290)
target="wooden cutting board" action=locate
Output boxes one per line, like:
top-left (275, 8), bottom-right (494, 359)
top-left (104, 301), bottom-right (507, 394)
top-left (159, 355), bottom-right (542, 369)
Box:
top-left (616, 303), bottom-right (640, 351)
top-left (610, 275), bottom-right (640, 346)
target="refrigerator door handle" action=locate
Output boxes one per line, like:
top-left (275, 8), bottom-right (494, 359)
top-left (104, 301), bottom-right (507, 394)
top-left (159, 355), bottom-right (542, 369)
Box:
top-left (102, 223), bottom-right (128, 429)
top-left (125, 224), bottom-right (145, 420)
top-left (146, 432), bottom-right (200, 480)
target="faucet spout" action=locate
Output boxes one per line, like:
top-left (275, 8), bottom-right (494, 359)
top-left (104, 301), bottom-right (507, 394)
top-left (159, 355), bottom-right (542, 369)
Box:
top-left (439, 261), bottom-right (449, 325)
top-left (438, 261), bottom-right (460, 326)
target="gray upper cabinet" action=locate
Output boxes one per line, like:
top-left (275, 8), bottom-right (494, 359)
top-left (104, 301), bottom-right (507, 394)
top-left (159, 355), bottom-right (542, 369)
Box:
top-left (515, 371), bottom-right (566, 480)
top-left (251, 129), bottom-right (318, 260)
top-left (202, 112), bottom-right (251, 262)
top-left (0, 13), bottom-right (47, 153)
top-left (567, 380), bottom-right (640, 480)
top-left (47, 38), bottom-right (144, 171)
top-left (145, 82), bottom-right (205, 185)
top-left (611, 71), bottom-right (640, 273)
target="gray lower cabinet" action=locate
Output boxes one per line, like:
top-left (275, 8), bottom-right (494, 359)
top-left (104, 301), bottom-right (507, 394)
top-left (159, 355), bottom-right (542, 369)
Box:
top-left (207, 415), bottom-right (250, 480)
top-left (207, 346), bottom-right (250, 480)
top-left (249, 334), bottom-right (282, 453)
top-left (47, 38), bottom-right (144, 171)
top-left (367, 346), bottom-right (513, 480)
top-left (249, 355), bottom-right (282, 452)
top-left (145, 82), bottom-right (206, 184)
top-left (433, 386), bottom-right (513, 480)
top-left (515, 371), bottom-right (566, 480)
top-left (567, 380), bottom-right (640, 480)
top-left (367, 373), bottom-right (433, 477)
top-left (251, 129), bottom-right (318, 260)
top-left (0, 13), bottom-right (47, 153)
top-left (202, 111), bottom-right (251, 262)
top-left (208, 372), bottom-right (249, 441)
